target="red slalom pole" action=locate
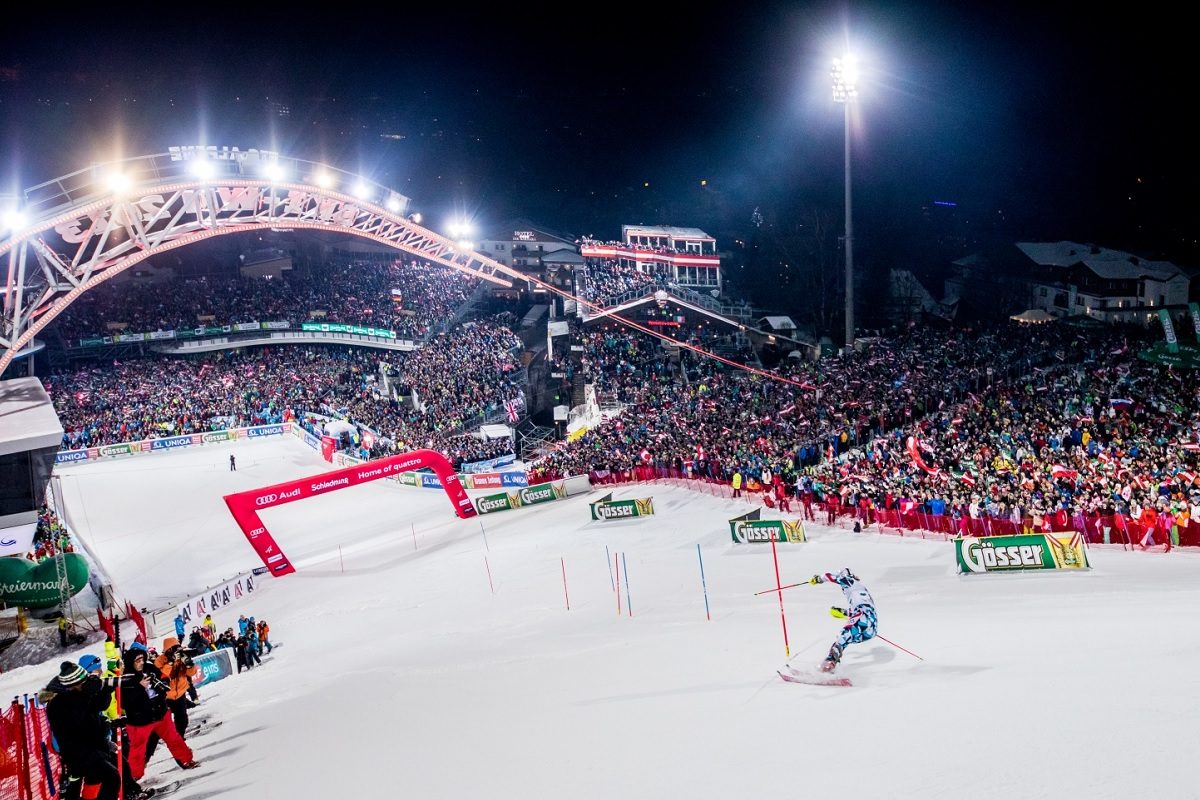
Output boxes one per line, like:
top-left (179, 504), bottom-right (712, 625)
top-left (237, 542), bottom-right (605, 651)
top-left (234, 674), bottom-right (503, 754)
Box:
top-left (769, 532), bottom-right (790, 657)
top-left (561, 557), bottom-right (570, 611)
top-left (615, 552), bottom-right (621, 616)
top-left (877, 633), bottom-right (923, 661)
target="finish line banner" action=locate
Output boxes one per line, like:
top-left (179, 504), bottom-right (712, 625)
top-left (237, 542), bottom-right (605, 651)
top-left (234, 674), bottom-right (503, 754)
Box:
top-left (955, 533), bottom-right (1090, 574)
top-left (589, 496), bottom-right (654, 521)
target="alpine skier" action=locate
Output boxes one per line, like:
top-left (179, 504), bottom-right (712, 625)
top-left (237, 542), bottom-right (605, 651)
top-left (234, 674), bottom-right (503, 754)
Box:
top-left (809, 568), bottom-right (877, 672)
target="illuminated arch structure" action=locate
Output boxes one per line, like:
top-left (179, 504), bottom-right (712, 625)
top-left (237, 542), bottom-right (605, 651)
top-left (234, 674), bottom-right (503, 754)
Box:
top-left (0, 146), bottom-right (525, 374)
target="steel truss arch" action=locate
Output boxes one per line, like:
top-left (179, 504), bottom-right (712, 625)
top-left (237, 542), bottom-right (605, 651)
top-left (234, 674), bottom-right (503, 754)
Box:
top-left (1, 160), bottom-right (523, 374)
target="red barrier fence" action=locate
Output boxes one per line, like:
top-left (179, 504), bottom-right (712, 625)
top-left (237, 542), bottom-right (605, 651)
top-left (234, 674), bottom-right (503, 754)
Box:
top-left (0, 700), bottom-right (61, 800)
top-left (534, 465), bottom-right (1195, 550)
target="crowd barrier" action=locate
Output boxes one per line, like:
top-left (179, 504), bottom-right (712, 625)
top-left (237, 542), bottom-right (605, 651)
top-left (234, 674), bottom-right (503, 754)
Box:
top-left (530, 465), bottom-right (1194, 549)
top-left (0, 700), bottom-right (59, 800)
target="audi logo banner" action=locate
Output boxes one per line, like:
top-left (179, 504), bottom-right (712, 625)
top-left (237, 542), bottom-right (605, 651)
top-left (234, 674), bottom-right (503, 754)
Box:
top-left (223, 449), bottom-right (477, 577)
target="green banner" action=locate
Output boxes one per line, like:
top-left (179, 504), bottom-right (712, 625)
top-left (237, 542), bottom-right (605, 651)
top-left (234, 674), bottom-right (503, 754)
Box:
top-left (475, 491), bottom-right (517, 515)
top-left (729, 518), bottom-right (806, 544)
top-left (520, 482), bottom-right (563, 505)
top-left (395, 472), bottom-right (419, 487)
top-left (590, 497), bottom-right (654, 521)
top-left (96, 443), bottom-right (134, 458)
top-left (955, 534), bottom-right (1090, 574)
top-left (201, 430), bottom-right (233, 444)
top-left (0, 553), bottom-right (90, 609)
top-left (301, 322), bottom-right (398, 340)
top-left (79, 337), bottom-right (107, 346)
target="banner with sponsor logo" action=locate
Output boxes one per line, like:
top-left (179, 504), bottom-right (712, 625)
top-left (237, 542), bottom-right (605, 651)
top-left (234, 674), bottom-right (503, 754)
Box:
top-left (520, 481), bottom-right (563, 506)
top-left (265, 320), bottom-right (291, 330)
top-left (0, 552), bottom-right (90, 608)
top-left (955, 534), bottom-right (1090, 574)
top-left (192, 648), bottom-right (235, 688)
top-left (475, 491), bottom-right (517, 514)
top-left (232, 322), bottom-right (261, 332)
top-left (55, 448), bottom-right (93, 464)
top-left (201, 430), bottom-right (233, 444)
top-left (173, 571), bottom-right (259, 626)
top-left (728, 514), bottom-right (806, 544)
top-left (460, 453), bottom-right (518, 474)
top-left (590, 497), bottom-right (654, 521)
top-left (300, 322), bottom-right (398, 340)
top-left (247, 424), bottom-right (285, 438)
top-left (0, 522), bottom-right (38, 559)
top-left (149, 434), bottom-right (197, 452)
top-left (223, 450), bottom-right (477, 576)
top-left (98, 443), bottom-right (136, 458)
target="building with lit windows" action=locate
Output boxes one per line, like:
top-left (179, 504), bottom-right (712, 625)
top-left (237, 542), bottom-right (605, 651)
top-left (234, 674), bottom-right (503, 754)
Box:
top-left (580, 225), bottom-right (721, 292)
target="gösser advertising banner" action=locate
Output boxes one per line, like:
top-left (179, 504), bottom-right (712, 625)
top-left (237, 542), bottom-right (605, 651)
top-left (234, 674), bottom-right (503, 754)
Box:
top-left (955, 534), bottom-right (1090, 574)
top-left (223, 450), bottom-right (476, 577)
top-left (590, 496), bottom-right (655, 521)
top-left (728, 517), bottom-right (806, 544)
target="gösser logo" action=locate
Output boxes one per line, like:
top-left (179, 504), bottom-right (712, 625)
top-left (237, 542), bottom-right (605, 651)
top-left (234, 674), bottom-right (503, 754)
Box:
top-left (961, 537), bottom-right (1045, 572)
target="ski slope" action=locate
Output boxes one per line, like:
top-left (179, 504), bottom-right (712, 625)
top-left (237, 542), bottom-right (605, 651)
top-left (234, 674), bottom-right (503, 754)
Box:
top-left (6, 437), bottom-right (1199, 799)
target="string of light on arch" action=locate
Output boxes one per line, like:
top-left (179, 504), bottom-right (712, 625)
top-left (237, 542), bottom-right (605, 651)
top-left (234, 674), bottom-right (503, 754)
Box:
top-left (517, 271), bottom-right (818, 392)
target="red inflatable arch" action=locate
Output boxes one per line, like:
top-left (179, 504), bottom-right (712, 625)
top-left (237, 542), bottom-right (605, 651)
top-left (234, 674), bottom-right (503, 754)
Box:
top-left (223, 449), bottom-right (476, 576)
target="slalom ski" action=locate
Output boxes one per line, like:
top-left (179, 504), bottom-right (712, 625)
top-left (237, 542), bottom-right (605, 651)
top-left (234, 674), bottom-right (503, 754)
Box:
top-left (777, 668), bottom-right (852, 687)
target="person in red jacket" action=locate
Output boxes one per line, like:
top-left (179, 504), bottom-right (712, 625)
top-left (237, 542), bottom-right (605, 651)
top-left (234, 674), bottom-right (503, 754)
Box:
top-left (825, 492), bottom-right (841, 525)
top-left (119, 649), bottom-right (200, 781)
top-left (775, 481), bottom-right (791, 513)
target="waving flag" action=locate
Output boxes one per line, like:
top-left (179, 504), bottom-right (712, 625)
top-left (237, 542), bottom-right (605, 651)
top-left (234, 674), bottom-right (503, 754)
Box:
top-left (504, 398), bottom-right (521, 422)
top-left (1110, 398), bottom-right (1134, 410)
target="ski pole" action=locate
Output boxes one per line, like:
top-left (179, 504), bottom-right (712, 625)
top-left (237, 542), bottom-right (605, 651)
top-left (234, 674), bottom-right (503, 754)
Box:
top-left (696, 543), bottom-right (711, 621)
top-left (753, 580), bottom-right (812, 596)
top-left (876, 633), bottom-right (923, 661)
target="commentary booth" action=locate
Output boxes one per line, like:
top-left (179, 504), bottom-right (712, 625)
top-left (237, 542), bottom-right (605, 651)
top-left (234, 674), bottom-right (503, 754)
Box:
top-left (0, 378), bottom-right (64, 557)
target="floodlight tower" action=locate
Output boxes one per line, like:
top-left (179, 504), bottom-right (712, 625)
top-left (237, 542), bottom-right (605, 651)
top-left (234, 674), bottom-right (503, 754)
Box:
top-left (832, 54), bottom-right (858, 350)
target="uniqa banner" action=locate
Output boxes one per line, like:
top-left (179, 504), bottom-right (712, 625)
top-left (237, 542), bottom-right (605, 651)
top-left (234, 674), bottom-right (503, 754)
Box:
top-left (728, 518), bottom-right (806, 544)
top-left (955, 533), bottom-right (1090, 574)
top-left (590, 497), bottom-right (654, 521)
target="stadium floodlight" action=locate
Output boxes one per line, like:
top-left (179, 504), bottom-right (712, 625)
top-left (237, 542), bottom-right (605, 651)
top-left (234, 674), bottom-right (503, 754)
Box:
top-left (262, 161), bottom-right (287, 183)
top-left (105, 172), bottom-right (132, 195)
top-left (386, 195), bottom-right (403, 213)
top-left (409, 212), bottom-right (423, 225)
top-left (456, 239), bottom-right (475, 252)
top-left (1, 209), bottom-right (27, 232)
top-left (447, 220), bottom-right (473, 240)
top-left (189, 158), bottom-right (215, 180)
top-left (352, 182), bottom-right (373, 201)
top-left (314, 171), bottom-right (335, 189)
top-left (832, 52), bottom-right (858, 349)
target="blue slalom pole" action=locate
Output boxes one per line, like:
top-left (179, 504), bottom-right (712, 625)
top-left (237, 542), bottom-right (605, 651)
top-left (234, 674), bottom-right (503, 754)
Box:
top-left (606, 545), bottom-right (614, 591)
top-left (697, 543), bottom-right (711, 621)
top-left (622, 551), bottom-right (632, 617)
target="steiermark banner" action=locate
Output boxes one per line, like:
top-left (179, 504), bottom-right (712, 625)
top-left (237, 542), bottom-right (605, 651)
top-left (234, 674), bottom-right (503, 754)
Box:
top-left (729, 517), bottom-right (806, 544)
top-left (590, 497), bottom-right (654, 521)
top-left (955, 534), bottom-right (1090, 574)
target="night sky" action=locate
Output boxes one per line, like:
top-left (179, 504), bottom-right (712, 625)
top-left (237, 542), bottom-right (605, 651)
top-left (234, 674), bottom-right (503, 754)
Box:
top-left (1, 4), bottom-right (1195, 267)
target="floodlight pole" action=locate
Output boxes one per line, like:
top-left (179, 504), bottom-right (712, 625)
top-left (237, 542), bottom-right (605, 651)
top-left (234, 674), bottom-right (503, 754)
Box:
top-left (832, 56), bottom-right (857, 351)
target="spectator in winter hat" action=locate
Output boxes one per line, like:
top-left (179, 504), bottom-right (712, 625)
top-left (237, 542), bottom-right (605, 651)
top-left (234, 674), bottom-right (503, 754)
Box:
top-left (118, 648), bottom-right (199, 780)
top-left (42, 661), bottom-right (142, 800)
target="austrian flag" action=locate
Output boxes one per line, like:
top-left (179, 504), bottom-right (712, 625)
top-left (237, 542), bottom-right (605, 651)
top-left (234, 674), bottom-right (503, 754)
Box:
top-left (1051, 464), bottom-right (1078, 481)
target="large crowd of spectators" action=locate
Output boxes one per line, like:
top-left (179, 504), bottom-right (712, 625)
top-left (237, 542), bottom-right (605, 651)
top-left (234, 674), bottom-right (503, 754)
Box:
top-left (47, 319), bottom-right (523, 470)
top-left (51, 258), bottom-right (476, 344)
top-left (576, 259), bottom-right (665, 307)
top-left (531, 320), bottom-right (1200, 545)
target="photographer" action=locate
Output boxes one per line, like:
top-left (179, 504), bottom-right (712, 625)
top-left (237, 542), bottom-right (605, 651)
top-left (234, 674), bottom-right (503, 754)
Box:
top-left (153, 637), bottom-right (200, 738)
top-left (120, 647), bottom-right (199, 781)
